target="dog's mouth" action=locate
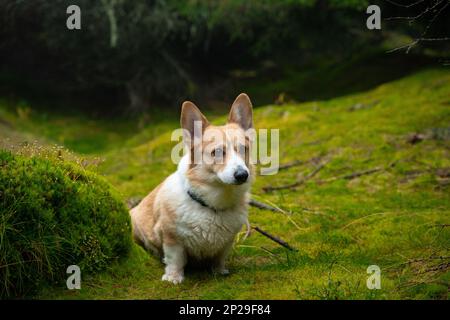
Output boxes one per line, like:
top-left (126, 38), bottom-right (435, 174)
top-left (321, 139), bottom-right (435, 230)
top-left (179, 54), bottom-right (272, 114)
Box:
top-left (217, 177), bottom-right (249, 186)
top-left (231, 180), bottom-right (248, 185)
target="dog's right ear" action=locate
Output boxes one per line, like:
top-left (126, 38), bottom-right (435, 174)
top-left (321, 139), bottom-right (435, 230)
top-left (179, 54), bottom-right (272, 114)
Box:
top-left (228, 93), bottom-right (253, 130)
top-left (181, 101), bottom-right (209, 145)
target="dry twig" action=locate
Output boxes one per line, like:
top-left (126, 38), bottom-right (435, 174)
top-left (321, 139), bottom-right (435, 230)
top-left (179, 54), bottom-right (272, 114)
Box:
top-left (318, 161), bottom-right (397, 184)
top-left (263, 160), bottom-right (328, 192)
top-left (249, 199), bottom-right (284, 213)
top-left (385, 0), bottom-right (450, 53)
top-left (278, 159), bottom-right (306, 171)
top-left (253, 226), bottom-right (297, 251)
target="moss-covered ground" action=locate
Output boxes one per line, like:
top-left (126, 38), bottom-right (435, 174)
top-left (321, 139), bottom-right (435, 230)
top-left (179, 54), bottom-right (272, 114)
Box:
top-left (0, 67), bottom-right (449, 299)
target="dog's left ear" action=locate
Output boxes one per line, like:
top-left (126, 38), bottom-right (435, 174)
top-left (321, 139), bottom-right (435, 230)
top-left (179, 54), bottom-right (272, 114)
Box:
top-left (228, 93), bottom-right (253, 130)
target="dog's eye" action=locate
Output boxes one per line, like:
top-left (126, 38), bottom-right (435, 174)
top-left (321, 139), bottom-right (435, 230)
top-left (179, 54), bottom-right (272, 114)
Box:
top-left (238, 144), bottom-right (247, 156)
top-left (211, 147), bottom-right (225, 158)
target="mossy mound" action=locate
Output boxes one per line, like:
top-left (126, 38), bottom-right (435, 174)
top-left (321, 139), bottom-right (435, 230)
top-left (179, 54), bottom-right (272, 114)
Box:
top-left (0, 150), bottom-right (132, 298)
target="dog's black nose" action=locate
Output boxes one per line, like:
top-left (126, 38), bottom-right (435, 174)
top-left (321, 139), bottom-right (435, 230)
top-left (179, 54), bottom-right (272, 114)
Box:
top-left (234, 167), bottom-right (249, 184)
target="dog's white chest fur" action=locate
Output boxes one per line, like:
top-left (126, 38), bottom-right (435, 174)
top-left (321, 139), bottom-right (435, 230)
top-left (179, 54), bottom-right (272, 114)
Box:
top-left (176, 202), bottom-right (247, 259)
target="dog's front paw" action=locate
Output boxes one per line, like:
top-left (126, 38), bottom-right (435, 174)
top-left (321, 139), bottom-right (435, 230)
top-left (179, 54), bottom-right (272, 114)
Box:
top-left (162, 272), bottom-right (184, 284)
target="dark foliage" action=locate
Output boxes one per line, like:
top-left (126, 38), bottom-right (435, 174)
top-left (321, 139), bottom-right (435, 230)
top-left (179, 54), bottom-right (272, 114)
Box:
top-left (0, 0), bottom-right (448, 112)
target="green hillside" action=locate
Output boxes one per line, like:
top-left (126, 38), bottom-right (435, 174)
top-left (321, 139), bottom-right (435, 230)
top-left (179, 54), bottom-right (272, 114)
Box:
top-left (1, 68), bottom-right (449, 299)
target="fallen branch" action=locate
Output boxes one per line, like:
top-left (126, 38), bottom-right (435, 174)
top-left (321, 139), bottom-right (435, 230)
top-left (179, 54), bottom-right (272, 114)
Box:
top-left (396, 255), bottom-right (450, 267)
top-left (263, 160), bottom-right (328, 192)
top-left (253, 226), bottom-right (297, 251)
top-left (263, 156), bottom-right (321, 175)
top-left (249, 199), bottom-right (284, 213)
top-left (319, 167), bottom-right (383, 183)
top-left (423, 262), bottom-right (450, 273)
top-left (384, 254), bottom-right (450, 272)
top-left (250, 196), bottom-right (305, 230)
top-left (318, 161), bottom-right (397, 184)
top-left (278, 155), bottom-right (327, 171)
top-left (278, 159), bottom-right (305, 171)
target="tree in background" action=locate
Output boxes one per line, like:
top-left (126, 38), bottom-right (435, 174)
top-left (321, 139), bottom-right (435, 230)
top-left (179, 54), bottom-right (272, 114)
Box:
top-left (0, 0), bottom-right (448, 113)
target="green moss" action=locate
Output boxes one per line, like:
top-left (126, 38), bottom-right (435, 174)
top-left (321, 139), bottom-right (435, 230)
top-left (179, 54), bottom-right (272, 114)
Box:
top-left (1, 67), bottom-right (450, 299)
top-left (0, 150), bottom-right (132, 298)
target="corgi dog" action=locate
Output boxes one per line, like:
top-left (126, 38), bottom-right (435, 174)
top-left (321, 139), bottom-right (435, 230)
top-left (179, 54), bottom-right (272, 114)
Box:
top-left (130, 93), bottom-right (254, 284)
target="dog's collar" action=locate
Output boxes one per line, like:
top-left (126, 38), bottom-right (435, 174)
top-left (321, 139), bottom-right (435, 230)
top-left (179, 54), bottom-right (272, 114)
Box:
top-left (187, 189), bottom-right (218, 213)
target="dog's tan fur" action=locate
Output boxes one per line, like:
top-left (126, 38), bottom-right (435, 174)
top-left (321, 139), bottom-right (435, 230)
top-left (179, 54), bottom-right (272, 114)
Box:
top-left (130, 93), bottom-right (254, 284)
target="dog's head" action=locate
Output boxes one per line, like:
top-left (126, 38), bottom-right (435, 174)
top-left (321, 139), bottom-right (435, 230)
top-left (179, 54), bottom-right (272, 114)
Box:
top-left (181, 93), bottom-right (254, 187)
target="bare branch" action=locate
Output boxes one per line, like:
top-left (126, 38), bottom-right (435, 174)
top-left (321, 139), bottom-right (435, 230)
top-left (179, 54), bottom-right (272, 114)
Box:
top-left (386, 39), bottom-right (419, 53)
top-left (263, 159), bottom-right (329, 192)
top-left (249, 199), bottom-right (285, 213)
top-left (318, 161), bottom-right (397, 183)
top-left (421, 1), bottom-right (450, 37)
top-left (386, 0), bottom-right (450, 54)
top-left (319, 167), bottom-right (383, 183)
top-left (384, 0), bottom-right (427, 8)
top-left (385, 0), bottom-right (445, 21)
top-left (387, 37), bottom-right (450, 54)
top-left (253, 226), bottom-right (297, 251)
top-left (278, 159), bottom-right (306, 171)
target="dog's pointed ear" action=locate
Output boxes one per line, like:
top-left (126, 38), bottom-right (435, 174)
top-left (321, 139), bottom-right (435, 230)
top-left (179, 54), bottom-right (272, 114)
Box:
top-left (228, 93), bottom-right (253, 130)
top-left (181, 101), bottom-right (209, 144)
